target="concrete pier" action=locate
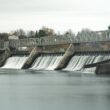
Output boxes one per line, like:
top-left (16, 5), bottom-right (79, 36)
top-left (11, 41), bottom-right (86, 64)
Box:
top-left (22, 47), bottom-right (42, 69)
top-left (96, 63), bottom-right (110, 75)
top-left (0, 48), bottom-right (11, 66)
top-left (55, 44), bottom-right (75, 70)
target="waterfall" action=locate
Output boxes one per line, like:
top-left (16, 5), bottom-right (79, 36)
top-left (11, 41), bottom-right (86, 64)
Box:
top-left (83, 55), bottom-right (110, 73)
top-left (2, 56), bottom-right (28, 69)
top-left (64, 54), bottom-right (110, 73)
top-left (31, 54), bottom-right (63, 70)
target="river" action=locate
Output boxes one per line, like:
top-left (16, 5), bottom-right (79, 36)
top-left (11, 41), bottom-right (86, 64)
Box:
top-left (0, 69), bottom-right (110, 110)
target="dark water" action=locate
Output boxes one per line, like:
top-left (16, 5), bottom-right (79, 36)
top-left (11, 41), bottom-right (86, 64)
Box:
top-left (0, 69), bottom-right (110, 110)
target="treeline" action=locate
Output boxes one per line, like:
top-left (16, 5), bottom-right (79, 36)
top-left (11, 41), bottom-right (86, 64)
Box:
top-left (0, 33), bottom-right (9, 41)
top-left (0, 27), bottom-right (57, 41)
top-left (0, 26), bottom-right (75, 41)
top-left (11, 27), bottom-right (55, 38)
top-left (0, 26), bottom-right (107, 41)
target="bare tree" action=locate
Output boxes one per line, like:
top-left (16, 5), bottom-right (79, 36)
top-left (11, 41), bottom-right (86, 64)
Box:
top-left (11, 29), bottom-right (26, 39)
top-left (27, 31), bottom-right (35, 37)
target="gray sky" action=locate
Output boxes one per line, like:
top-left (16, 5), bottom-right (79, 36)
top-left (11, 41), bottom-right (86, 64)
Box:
top-left (0, 0), bottom-right (110, 33)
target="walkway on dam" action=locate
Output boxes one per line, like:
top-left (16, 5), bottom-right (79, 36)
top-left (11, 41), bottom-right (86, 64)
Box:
top-left (0, 29), bottom-right (110, 49)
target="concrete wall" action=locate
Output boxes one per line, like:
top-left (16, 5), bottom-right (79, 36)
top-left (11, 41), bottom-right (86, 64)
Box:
top-left (22, 47), bottom-right (42, 69)
top-left (96, 63), bottom-right (110, 75)
top-left (0, 48), bottom-right (11, 66)
top-left (55, 44), bottom-right (75, 70)
top-left (73, 41), bottom-right (110, 52)
top-left (40, 44), bottom-right (70, 53)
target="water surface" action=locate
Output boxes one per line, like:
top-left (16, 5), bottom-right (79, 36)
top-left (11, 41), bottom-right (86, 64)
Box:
top-left (0, 69), bottom-right (110, 110)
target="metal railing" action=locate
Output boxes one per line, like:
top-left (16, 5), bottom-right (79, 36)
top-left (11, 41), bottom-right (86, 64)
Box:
top-left (36, 35), bottom-right (76, 46)
top-left (9, 38), bottom-right (37, 47)
top-left (36, 31), bottom-right (110, 46)
top-left (0, 30), bottom-right (110, 48)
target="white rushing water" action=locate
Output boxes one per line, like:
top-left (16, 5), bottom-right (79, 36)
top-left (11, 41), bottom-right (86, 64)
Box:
top-left (31, 54), bottom-right (63, 70)
top-left (2, 56), bottom-right (28, 69)
top-left (1, 53), bottom-right (110, 73)
top-left (64, 54), bottom-right (110, 73)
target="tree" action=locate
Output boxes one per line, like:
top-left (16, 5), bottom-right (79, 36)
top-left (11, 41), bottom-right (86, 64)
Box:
top-left (35, 31), bottom-right (39, 38)
top-left (46, 28), bottom-right (54, 36)
top-left (76, 28), bottom-right (103, 41)
top-left (35, 26), bottom-right (54, 38)
top-left (11, 29), bottom-right (26, 39)
top-left (38, 29), bottom-right (47, 37)
top-left (108, 25), bottom-right (110, 30)
top-left (27, 31), bottom-right (35, 38)
top-left (76, 28), bottom-right (92, 41)
top-left (0, 33), bottom-right (9, 41)
top-left (64, 29), bottom-right (75, 36)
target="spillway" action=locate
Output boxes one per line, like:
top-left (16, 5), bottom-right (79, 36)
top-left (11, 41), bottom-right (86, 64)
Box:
top-left (2, 56), bottom-right (28, 69)
top-left (31, 54), bottom-right (63, 70)
top-left (63, 54), bottom-right (110, 73)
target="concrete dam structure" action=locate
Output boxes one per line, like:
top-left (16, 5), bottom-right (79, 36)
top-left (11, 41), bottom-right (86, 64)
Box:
top-left (0, 29), bottom-right (110, 74)
top-left (0, 43), bottom-right (110, 75)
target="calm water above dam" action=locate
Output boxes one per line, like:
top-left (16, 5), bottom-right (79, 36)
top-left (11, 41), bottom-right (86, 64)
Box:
top-left (0, 69), bottom-right (110, 110)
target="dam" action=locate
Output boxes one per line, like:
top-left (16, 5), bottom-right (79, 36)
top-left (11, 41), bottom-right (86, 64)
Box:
top-left (1, 51), bottom-right (110, 74)
top-left (0, 28), bottom-right (110, 74)
top-left (63, 53), bottom-right (110, 72)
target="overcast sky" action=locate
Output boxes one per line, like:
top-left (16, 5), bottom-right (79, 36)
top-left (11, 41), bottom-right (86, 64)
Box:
top-left (0, 0), bottom-right (110, 33)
